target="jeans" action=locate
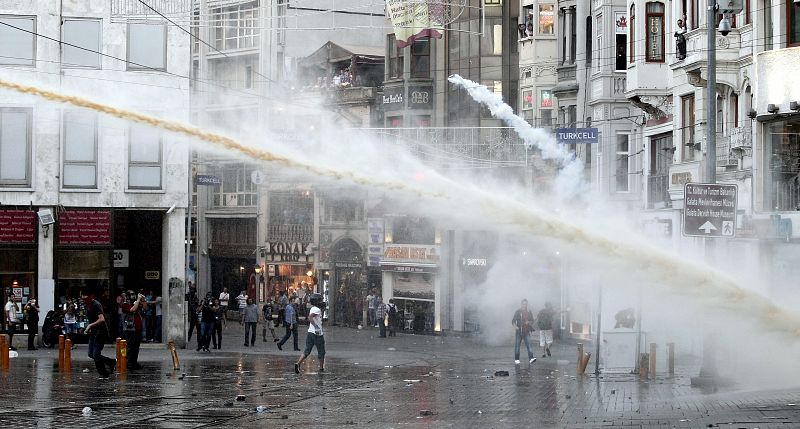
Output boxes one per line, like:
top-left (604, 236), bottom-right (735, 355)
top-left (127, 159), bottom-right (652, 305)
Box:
top-left (303, 332), bottom-right (325, 358)
top-left (198, 322), bottom-right (213, 350)
top-left (27, 322), bottom-right (37, 349)
top-left (87, 333), bottom-right (113, 377)
top-left (379, 319), bottom-right (386, 337)
top-left (187, 317), bottom-right (198, 341)
top-left (514, 329), bottom-right (533, 360)
top-left (212, 320), bottom-right (222, 349)
top-left (154, 315), bottom-right (162, 342)
top-left (368, 308), bottom-right (376, 326)
top-left (124, 330), bottom-right (141, 366)
top-left (244, 322), bottom-right (257, 345)
top-left (278, 323), bottom-right (298, 350)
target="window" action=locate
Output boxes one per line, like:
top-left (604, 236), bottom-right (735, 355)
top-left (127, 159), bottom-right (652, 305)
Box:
top-left (586, 17), bottom-right (592, 66)
top-left (128, 124), bottom-right (162, 189)
top-left (62, 19), bottom-right (101, 68)
top-left (615, 34), bottom-right (627, 70)
top-left (645, 2), bottom-right (665, 62)
top-left (411, 39), bottom-right (430, 78)
top-left (570, 7), bottom-right (577, 63)
top-left (0, 108), bottom-right (31, 186)
top-left (744, 0), bottom-right (751, 25)
top-left (245, 65), bottom-right (253, 88)
top-left (0, 16), bottom-right (35, 66)
top-left (681, 94), bottom-right (695, 161)
top-left (539, 4), bottom-right (555, 34)
top-left (680, 0), bottom-right (699, 30)
top-left (522, 90), bottom-right (534, 110)
top-left (387, 35), bottom-right (403, 79)
top-left (629, 4), bottom-right (635, 63)
top-left (62, 111), bottom-right (98, 188)
top-left (212, 2), bottom-right (259, 50)
top-left (615, 134), bottom-right (630, 192)
top-left (213, 164), bottom-right (258, 207)
top-left (481, 18), bottom-right (503, 55)
top-left (765, 117), bottom-right (800, 210)
top-left (541, 89), bottom-right (553, 108)
top-left (269, 192), bottom-right (313, 225)
top-left (323, 199), bottom-right (364, 224)
top-left (540, 109), bottom-right (553, 128)
top-left (595, 14), bottom-right (603, 73)
top-left (560, 8), bottom-right (567, 64)
top-left (765, 0), bottom-right (773, 50)
top-left (127, 22), bottom-right (166, 70)
top-left (789, 0), bottom-right (800, 47)
top-left (730, 93), bottom-right (739, 129)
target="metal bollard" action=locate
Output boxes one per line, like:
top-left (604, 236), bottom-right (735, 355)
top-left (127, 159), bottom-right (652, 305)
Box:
top-left (0, 335), bottom-right (8, 370)
top-left (64, 339), bottom-right (72, 371)
top-left (119, 339), bottom-right (127, 373)
top-left (115, 338), bottom-right (122, 372)
top-left (667, 342), bottom-right (675, 375)
top-left (58, 335), bottom-right (65, 368)
top-left (167, 340), bottom-right (180, 371)
top-left (649, 343), bottom-right (657, 378)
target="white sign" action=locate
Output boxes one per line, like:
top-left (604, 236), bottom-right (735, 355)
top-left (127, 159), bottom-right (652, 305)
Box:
top-left (113, 249), bottom-right (129, 268)
top-left (251, 170), bottom-right (265, 185)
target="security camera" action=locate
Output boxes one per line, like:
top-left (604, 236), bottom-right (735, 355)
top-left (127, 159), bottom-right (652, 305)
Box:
top-left (718, 16), bottom-right (731, 36)
top-left (37, 209), bottom-right (55, 226)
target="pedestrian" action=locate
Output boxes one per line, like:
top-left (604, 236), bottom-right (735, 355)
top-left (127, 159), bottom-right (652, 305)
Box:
top-left (295, 293), bottom-right (326, 374)
top-left (187, 296), bottom-right (199, 342)
top-left (151, 292), bottom-right (163, 343)
top-left (675, 18), bottom-right (687, 60)
top-left (82, 293), bottom-right (116, 378)
top-left (236, 290), bottom-right (248, 325)
top-left (376, 297), bottom-right (387, 338)
top-left (277, 290), bottom-right (289, 328)
top-left (386, 299), bottom-right (399, 336)
top-left (366, 290), bottom-right (376, 327)
top-left (4, 295), bottom-right (19, 351)
top-left (262, 299), bottom-right (278, 342)
top-left (537, 302), bottom-right (555, 358)
top-left (219, 288), bottom-right (230, 321)
top-left (24, 299), bottom-right (40, 350)
top-left (511, 299), bottom-right (537, 365)
top-left (197, 299), bottom-right (214, 352)
top-left (277, 299), bottom-right (299, 351)
top-left (120, 290), bottom-right (145, 370)
top-left (243, 298), bottom-right (259, 347)
top-left (143, 290), bottom-right (154, 342)
top-left (63, 300), bottom-right (78, 345)
top-left (212, 298), bottom-right (225, 349)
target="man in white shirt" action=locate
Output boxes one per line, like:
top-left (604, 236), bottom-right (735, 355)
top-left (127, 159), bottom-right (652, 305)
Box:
top-left (4, 295), bottom-right (19, 351)
top-left (219, 288), bottom-right (230, 320)
top-left (236, 291), bottom-right (248, 325)
top-left (295, 293), bottom-right (326, 374)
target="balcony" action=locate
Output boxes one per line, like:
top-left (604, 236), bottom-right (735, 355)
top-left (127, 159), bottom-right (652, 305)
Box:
top-left (267, 224), bottom-right (313, 243)
top-left (717, 126), bottom-right (752, 168)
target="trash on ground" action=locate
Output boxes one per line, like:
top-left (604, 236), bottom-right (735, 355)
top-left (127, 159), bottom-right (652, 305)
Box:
top-left (403, 379), bottom-right (422, 383)
top-left (419, 409), bottom-right (434, 416)
top-left (82, 369), bottom-right (90, 373)
top-left (387, 347), bottom-right (396, 351)
top-left (8, 351), bottom-right (17, 358)
top-left (81, 407), bottom-right (92, 417)
top-left (236, 395), bottom-right (246, 401)
top-left (494, 371), bottom-right (509, 376)
top-left (255, 406), bottom-right (269, 413)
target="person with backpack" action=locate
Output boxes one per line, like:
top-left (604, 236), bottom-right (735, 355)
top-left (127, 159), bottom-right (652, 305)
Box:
top-left (120, 290), bottom-right (144, 370)
top-left (386, 299), bottom-right (399, 337)
top-left (83, 293), bottom-right (116, 378)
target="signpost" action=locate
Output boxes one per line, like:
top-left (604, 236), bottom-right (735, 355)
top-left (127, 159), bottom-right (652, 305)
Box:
top-left (682, 183), bottom-right (737, 238)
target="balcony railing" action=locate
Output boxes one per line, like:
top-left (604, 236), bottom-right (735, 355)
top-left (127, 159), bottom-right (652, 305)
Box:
top-left (648, 175), bottom-right (670, 209)
top-left (267, 224), bottom-right (313, 243)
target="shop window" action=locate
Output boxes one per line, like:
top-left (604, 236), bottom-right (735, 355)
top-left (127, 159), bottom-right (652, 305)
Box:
top-left (0, 16), bottom-right (35, 66)
top-left (62, 19), bottom-right (101, 68)
top-left (539, 4), bottom-right (555, 34)
top-left (789, 0), bottom-right (800, 47)
top-left (127, 22), bottom-right (166, 70)
top-left (522, 89), bottom-right (533, 110)
top-left (411, 39), bottom-right (430, 78)
top-left (387, 34), bottom-right (403, 79)
top-left (0, 108), bottom-right (31, 186)
top-left (765, 118), bottom-right (800, 210)
top-left (616, 134), bottom-right (630, 192)
top-left (645, 2), bottom-right (665, 63)
top-left (629, 4), bottom-right (636, 63)
top-left (681, 94), bottom-right (695, 161)
top-left (62, 110), bottom-right (98, 189)
top-left (128, 123), bottom-right (162, 189)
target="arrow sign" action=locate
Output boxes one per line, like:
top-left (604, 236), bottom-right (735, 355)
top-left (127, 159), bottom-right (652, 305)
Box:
top-left (698, 221), bottom-right (717, 234)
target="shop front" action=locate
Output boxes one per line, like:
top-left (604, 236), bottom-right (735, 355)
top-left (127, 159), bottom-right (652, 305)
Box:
top-left (0, 210), bottom-right (38, 331)
top-left (263, 241), bottom-right (315, 303)
top-left (328, 238), bottom-right (365, 327)
top-left (380, 244), bottom-right (440, 333)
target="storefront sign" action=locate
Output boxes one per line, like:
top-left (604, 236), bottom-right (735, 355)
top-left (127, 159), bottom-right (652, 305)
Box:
top-left (264, 242), bottom-right (310, 262)
top-left (58, 210), bottom-right (111, 245)
top-left (383, 264), bottom-right (438, 273)
top-left (556, 128), bottom-right (599, 144)
top-left (194, 175), bottom-right (222, 186)
top-left (334, 262), bottom-right (363, 269)
top-left (541, 89), bottom-right (553, 108)
top-left (408, 85), bottom-right (433, 109)
top-left (367, 219), bottom-right (384, 267)
top-left (382, 244), bottom-right (440, 264)
top-left (113, 249), bottom-right (130, 268)
top-left (382, 86), bottom-right (405, 112)
top-left (145, 271), bottom-right (160, 280)
top-left (0, 210), bottom-right (36, 244)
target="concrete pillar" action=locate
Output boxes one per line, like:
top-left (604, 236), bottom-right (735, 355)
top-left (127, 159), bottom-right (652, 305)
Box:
top-left (37, 207), bottom-right (55, 328)
top-left (434, 274), bottom-right (441, 332)
top-left (164, 209), bottom-right (187, 348)
top-left (451, 231), bottom-right (463, 332)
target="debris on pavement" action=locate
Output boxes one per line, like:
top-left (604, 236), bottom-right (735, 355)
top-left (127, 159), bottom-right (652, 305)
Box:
top-left (81, 407), bottom-right (92, 417)
top-left (255, 406), bottom-right (269, 413)
top-left (494, 371), bottom-right (509, 376)
top-left (419, 410), bottom-right (434, 416)
top-left (236, 395), bottom-right (246, 401)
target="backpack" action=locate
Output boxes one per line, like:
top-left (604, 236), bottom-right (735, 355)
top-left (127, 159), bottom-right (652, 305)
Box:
top-left (387, 304), bottom-right (397, 320)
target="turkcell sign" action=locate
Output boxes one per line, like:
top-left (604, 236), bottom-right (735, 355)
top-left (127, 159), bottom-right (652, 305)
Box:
top-left (682, 183), bottom-right (738, 238)
top-left (194, 174), bottom-right (222, 186)
top-left (555, 128), bottom-right (599, 144)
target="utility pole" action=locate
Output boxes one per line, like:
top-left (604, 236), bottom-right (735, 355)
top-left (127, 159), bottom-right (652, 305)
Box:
top-left (705, 0), bottom-right (717, 184)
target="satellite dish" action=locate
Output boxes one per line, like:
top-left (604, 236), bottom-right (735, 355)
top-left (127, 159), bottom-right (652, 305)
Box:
top-left (251, 170), bottom-right (265, 185)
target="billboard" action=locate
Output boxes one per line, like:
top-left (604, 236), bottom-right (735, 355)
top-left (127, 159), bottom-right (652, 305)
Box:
top-left (386, 0), bottom-right (444, 48)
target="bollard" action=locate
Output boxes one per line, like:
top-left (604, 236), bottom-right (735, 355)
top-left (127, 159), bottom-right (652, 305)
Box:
top-left (64, 339), bottom-right (72, 371)
top-left (0, 335), bottom-right (8, 371)
top-left (649, 343), bottom-right (657, 378)
top-left (639, 353), bottom-right (649, 378)
top-left (576, 343), bottom-right (584, 375)
top-left (115, 338), bottom-right (122, 372)
top-left (58, 335), bottom-right (65, 368)
top-left (167, 340), bottom-right (180, 371)
top-left (578, 352), bottom-right (592, 375)
top-left (667, 342), bottom-right (675, 375)
top-left (119, 339), bottom-right (127, 373)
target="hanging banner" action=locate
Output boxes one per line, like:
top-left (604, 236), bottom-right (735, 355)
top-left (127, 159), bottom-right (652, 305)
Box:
top-left (386, 0), bottom-right (444, 48)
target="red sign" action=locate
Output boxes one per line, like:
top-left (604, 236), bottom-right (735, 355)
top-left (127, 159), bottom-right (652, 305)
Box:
top-left (58, 210), bottom-right (111, 245)
top-left (0, 210), bottom-right (36, 244)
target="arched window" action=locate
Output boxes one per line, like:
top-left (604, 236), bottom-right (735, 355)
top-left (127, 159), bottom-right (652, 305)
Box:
top-left (629, 4), bottom-right (635, 63)
top-left (645, 2), bottom-right (665, 62)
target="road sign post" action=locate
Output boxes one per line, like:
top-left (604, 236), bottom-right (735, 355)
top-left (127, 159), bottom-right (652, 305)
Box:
top-left (683, 183), bottom-right (737, 238)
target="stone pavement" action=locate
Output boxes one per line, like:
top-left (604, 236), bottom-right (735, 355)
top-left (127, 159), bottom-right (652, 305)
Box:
top-left (1, 325), bottom-right (799, 428)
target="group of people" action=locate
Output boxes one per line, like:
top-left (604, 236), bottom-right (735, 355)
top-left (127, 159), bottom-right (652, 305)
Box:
top-left (366, 290), bottom-right (400, 338)
top-left (3, 294), bottom-right (40, 351)
top-left (511, 300), bottom-right (556, 365)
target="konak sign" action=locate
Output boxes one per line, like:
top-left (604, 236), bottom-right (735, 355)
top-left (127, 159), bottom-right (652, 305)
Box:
top-left (264, 242), bottom-right (311, 262)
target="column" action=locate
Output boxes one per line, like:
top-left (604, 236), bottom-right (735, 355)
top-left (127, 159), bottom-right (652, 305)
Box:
top-left (37, 207), bottom-right (55, 327)
top-left (163, 209), bottom-right (187, 347)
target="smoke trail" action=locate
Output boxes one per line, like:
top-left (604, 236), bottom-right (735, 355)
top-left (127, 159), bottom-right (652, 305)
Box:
top-left (447, 74), bottom-right (585, 198)
top-left (1, 78), bottom-right (799, 340)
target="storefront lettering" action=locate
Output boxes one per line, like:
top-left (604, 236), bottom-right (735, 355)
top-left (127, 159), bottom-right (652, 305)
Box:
top-left (58, 210), bottom-right (111, 245)
top-left (383, 245), bottom-right (439, 262)
top-left (265, 242), bottom-right (310, 262)
top-left (0, 211), bottom-right (36, 244)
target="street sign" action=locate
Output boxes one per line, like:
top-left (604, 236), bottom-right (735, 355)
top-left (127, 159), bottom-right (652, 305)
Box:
top-left (555, 128), bottom-right (599, 144)
top-left (194, 174), bottom-right (221, 186)
top-left (683, 183), bottom-right (737, 238)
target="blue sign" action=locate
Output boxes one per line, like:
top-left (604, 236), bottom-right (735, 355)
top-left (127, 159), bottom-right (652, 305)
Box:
top-left (194, 174), bottom-right (222, 186)
top-left (555, 128), bottom-right (599, 144)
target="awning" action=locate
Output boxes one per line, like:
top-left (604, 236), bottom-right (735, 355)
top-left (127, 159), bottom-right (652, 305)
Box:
top-left (299, 41), bottom-right (384, 69)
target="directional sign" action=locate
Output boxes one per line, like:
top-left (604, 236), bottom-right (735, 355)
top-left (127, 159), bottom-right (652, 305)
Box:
top-left (683, 183), bottom-right (737, 238)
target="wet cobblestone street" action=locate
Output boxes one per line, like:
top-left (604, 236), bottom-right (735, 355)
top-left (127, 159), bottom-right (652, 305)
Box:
top-left (1, 326), bottom-right (799, 428)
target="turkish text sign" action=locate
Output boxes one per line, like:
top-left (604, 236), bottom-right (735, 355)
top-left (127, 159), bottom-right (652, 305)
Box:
top-left (683, 183), bottom-right (737, 238)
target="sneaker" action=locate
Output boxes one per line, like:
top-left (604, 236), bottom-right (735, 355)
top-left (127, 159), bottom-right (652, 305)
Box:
top-left (319, 367), bottom-right (325, 372)
top-left (243, 343), bottom-right (248, 347)
top-left (546, 348), bottom-right (551, 357)
top-left (277, 343), bottom-right (283, 351)
top-left (294, 363), bottom-right (300, 374)
top-left (529, 358), bottom-right (537, 364)
top-left (293, 348), bottom-right (301, 351)
top-left (273, 338), bottom-right (280, 342)
top-left (514, 360), bottom-right (520, 364)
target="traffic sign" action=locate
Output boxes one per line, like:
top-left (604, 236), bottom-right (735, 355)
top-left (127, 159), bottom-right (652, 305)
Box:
top-left (683, 183), bottom-right (737, 238)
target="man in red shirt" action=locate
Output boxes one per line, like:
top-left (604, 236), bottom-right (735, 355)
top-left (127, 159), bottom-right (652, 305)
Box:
top-left (512, 299), bottom-right (537, 365)
top-left (120, 290), bottom-right (145, 370)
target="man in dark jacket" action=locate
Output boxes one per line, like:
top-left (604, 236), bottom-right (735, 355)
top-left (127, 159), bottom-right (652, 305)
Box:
top-left (120, 291), bottom-right (145, 370)
top-left (511, 299), bottom-right (536, 365)
top-left (83, 294), bottom-right (116, 378)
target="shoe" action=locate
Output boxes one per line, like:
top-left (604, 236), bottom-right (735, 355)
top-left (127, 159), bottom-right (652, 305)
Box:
top-left (28, 347), bottom-right (38, 351)
top-left (542, 354), bottom-right (547, 358)
top-left (250, 342), bottom-right (255, 347)
top-left (514, 360), bottom-right (520, 364)
top-left (277, 343), bottom-right (283, 351)
top-left (319, 367), bottom-right (325, 372)
top-left (196, 347), bottom-right (201, 352)
top-left (294, 363), bottom-right (300, 374)
top-left (273, 338), bottom-right (279, 342)
top-left (529, 358), bottom-right (537, 364)
top-left (546, 348), bottom-right (551, 357)
top-left (9, 346), bottom-right (17, 351)
top-left (243, 343), bottom-right (248, 347)
top-left (107, 360), bottom-right (116, 374)
top-left (293, 348), bottom-right (301, 351)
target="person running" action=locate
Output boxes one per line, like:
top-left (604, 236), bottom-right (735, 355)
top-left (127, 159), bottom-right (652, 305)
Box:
top-left (242, 298), bottom-right (259, 347)
top-left (4, 295), bottom-right (19, 351)
top-left (120, 291), bottom-right (144, 370)
top-left (537, 302), bottom-right (556, 358)
top-left (83, 294), bottom-right (115, 378)
top-left (24, 299), bottom-right (40, 350)
top-left (277, 299), bottom-right (298, 351)
top-left (295, 293), bottom-right (326, 374)
top-left (212, 298), bottom-right (225, 349)
top-left (218, 288), bottom-right (230, 321)
top-left (511, 299), bottom-right (537, 365)
top-left (262, 299), bottom-right (277, 342)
